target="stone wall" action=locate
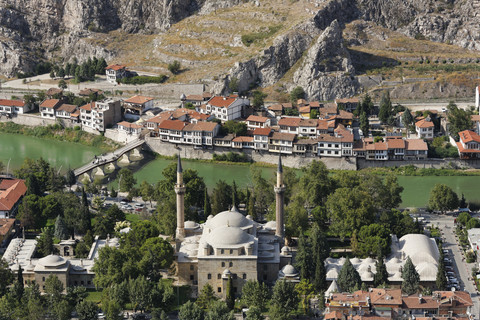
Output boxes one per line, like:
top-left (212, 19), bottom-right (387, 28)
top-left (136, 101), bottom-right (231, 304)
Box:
top-left (104, 129), bottom-right (140, 144)
top-left (357, 158), bottom-right (480, 169)
top-left (0, 113), bottom-right (55, 126)
top-left (144, 136), bottom-right (357, 170)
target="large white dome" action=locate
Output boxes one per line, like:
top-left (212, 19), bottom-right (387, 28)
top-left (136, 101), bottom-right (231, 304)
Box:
top-left (206, 209), bottom-right (252, 229)
top-left (208, 226), bottom-right (252, 246)
top-left (38, 255), bottom-right (66, 267)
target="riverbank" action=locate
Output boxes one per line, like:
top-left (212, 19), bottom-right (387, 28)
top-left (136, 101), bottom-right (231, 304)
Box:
top-left (359, 166), bottom-right (480, 176)
top-left (0, 122), bottom-right (119, 152)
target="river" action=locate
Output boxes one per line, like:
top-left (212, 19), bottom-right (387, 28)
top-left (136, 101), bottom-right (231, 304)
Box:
top-left (1, 133), bottom-right (480, 208)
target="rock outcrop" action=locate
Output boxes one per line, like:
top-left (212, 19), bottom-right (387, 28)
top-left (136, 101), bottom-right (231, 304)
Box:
top-left (292, 20), bottom-right (358, 101)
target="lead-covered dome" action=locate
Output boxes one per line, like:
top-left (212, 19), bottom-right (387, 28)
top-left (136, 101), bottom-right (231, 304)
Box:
top-left (208, 226), bottom-right (252, 246)
top-left (38, 255), bottom-right (67, 267)
top-left (206, 209), bottom-right (252, 230)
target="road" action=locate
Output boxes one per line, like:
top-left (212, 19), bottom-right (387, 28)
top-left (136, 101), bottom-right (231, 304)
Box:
top-left (426, 213), bottom-right (480, 317)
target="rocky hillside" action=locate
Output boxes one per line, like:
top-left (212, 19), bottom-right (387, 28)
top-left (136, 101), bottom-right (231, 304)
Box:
top-left (1, 0), bottom-right (480, 100)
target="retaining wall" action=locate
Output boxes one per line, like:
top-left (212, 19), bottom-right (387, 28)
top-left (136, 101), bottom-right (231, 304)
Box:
top-left (357, 158), bottom-right (480, 169)
top-left (144, 137), bottom-right (357, 170)
top-left (0, 113), bottom-right (55, 126)
top-left (104, 129), bottom-right (140, 144)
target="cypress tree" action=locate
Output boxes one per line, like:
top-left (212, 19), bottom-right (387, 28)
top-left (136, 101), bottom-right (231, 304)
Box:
top-left (66, 169), bottom-right (76, 187)
top-left (226, 275), bottom-right (234, 310)
top-left (337, 258), bottom-right (362, 293)
top-left (373, 258), bottom-right (389, 287)
top-left (13, 265), bottom-right (24, 301)
top-left (54, 215), bottom-right (69, 240)
top-left (204, 188), bottom-right (212, 217)
top-left (295, 233), bottom-right (314, 280)
top-left (232, 180), bottom-right (238, 208)
top-left (402, 257), bottom-right (420, 294)
top-left (313, 254), bottom-right (326, 291)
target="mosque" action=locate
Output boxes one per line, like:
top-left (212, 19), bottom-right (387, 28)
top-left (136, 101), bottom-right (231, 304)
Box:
top-left (174, 155), bottom-right (296, 298)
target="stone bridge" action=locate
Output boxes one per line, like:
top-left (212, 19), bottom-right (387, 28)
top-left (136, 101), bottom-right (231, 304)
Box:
top-left (74, 139), bottom-right (145, 179)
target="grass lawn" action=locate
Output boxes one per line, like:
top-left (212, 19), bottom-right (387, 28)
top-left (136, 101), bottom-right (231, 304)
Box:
top-left (85, 289), bottom-right (103, 303)
top-left (126, 213), bottom-right (142, 223)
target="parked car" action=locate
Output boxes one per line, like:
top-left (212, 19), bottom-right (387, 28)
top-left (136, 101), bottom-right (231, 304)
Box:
top-left (134, 203), bottom-right (144, 208)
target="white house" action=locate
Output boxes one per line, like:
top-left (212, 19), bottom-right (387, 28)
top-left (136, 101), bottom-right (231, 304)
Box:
top-left (268, 132), bottom-right (295, 154)
top-left (55, 104), bottom-right (77, 120)
top-left (253, 127), bottom-right (271, 151)
top-left (117, 121), bottom-right (143, 135)
top-left (158, 119), bottom-right (187, 143)
top-left (105, 64), bottom-right (127, 84)
top-left (0, 99), bottom-right (32, 115)
top-left (204, 96), bottom-right (249, 121)
top-left (246, 115), bottom-right (271, 130)
top-left (40, 99), bottom-right (62, 119)
top-left (415, 118), bottom-right (434, 139)
top-left (457, 130), bottom-right (480, 160)
top-left (79, 99), bottom-right (122, 132)
top-left (123, 95), bottom-right (154, 119)
top-left (182, 121), bottom-right (220, 147)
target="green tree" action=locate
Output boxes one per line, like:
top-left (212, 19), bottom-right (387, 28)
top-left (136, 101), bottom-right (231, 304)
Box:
top-left (37, 227), bottom-right (55, 257)
top-left (228, 77), bottom-right (239, 93)
top-left (50, 70), bottom-right (55, 79)
top-left (0, 259), bottom-right (13, 296)
top-left (196, 284), bottom-right (217, 309)
top-left (245, 306), bottom-right (264, 320)
top-left (54, 215), bottom-right (69, 240)
top-left (204, 188), bottom-right (212, 217)
top-left (76, 300), bottom-right (99, 320)
top-left (295, 279), bottom-right (314, 314)
top-left (460, 193), bottom-right (467, 208)
top-left (54, 300), bottom-right (72, 320)
top-left (466, 218), bottom-right (480, 230)
top-left (139, 181), bottom-right (155, 206)
top-left (314, 254), bottom-right (327, 292)
top-left (447, 101), bottom-right (473, 141)
top-left (66, 169), bottom-right (76, 187)
top-left (310, 108), bottom-right (319, 119)
top-left (128, 276), bottom-right (153, 313)
top-left (223, 120), bottom-right (247, 136)
top-left (326, 187), bottom-right (375, 240)
top-left (240, 280), bottom-right (270, 311)
top-left (13, 264), bottom-right (24, 302)
top-left (179, 301), bottom-right (204, 320)
top-left (352, 224), bottom-right (391, 257)
top-left (226, 275), bottom-right (234, 310)
top-left (402, 257), bottom-right (420, 294)
top-left (118, 168), bottom-right (136, 192)
top-left (337, 258), bottom-right (361, 293)
top-left (211, 180), bottom-right (233, 214)
top-left (252, 90), bottom-right (267, 109)
top-left (205, 301), bottom-right (234, 320)
top-left (373, 257), bottom-right (389, 287)
top-left (138, 237), bottom-right (174, 282)
top-left (359, 112), bottom-right (369, 137)
top-left (290, 86), bottom-right (305, 105)
top-left (436, 259), bottom-right (447, 290)
top-left (96, 58), bottom-right (108, 74)
top-left (402, 108), bottom-right (414, 129)
top-left (270, 280), bottom-right (299, 318)
top-left (378, 91), bottom-right (393, 124)
top-left (457, 211), bottom-right (471, 226)
top-left (428, 184), bottom-right (459, 214)
top-left (295, 233), bottom-right (314, 280)
top-left (168, 60), bottom-right (181, 74)
top-left (58, 79), bottom-right (67, 90)
top-left (356, 93), bottom-right (374, 116)
top-left (45, 274), bottom-right (64, 307)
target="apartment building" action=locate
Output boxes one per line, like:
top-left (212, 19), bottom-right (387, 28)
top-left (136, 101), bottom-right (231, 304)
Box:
top-left (79, 99), bottom-right (122, 132)
top-left (204, 96), bottom-right (249, 121)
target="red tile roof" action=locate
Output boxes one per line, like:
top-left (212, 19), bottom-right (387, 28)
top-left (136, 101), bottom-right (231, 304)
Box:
top-left (57, 104), bottom-right (77, 113)
top-left (40, 99), bottom-right (61, 109)
top-left (459, 130), bottom-right (480, 143)
top-left (118, 121), bottom-right (142, 129)
top-left (0, 218), bottom-right (15, 236)
top-left (233, 136), bottom-right (254, 143)
top-left (183, 121), bottom-right (218, 132)
top-left (317, 119), bottom-right (329, 130)
top-left (415, 118), bottom-right (434, 128)
top-left (253, 127), bottom-right (272, 136)
top-left (80, 102), bottom-right (95, 111)
top-left (208, 96), bottom-right (236, 108)
top-left (299, 106), bottom-right (311, 113)
top-left (456, 142), bottom-right (480, 153)
top-left (278, 117), bottom-right (301, 127)
top-left (406, 139), bottom-right (428, 151)
top-left (471, 115), bottom-right (480, 122)
top-left (300, 119), bottom-right (319, 127)
top-left (0, 99), bottom-right (25, 107)
top-left (124, 95), bottom-right (154, 104)
top-left (186, 94), bottom-right (204, 101)
top-left (0, 179), bottom-right (27, 211)
top-left (268, 104), bottom-right (283, 111)
top-left (246, 115), bottom-right (269, 123)
top-left (335, 98), bottom-right (359, 104)
top-left (105, 64), bottom-right (126, 71)
top-left (270, 132), bottom-right (296, 141)
top-left (386, 137), bottom-right (406, 149)
top-left (159, 119), bottom-right (187, 131)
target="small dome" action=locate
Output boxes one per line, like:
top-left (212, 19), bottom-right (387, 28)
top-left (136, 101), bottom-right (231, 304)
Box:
top-left (326, 268), bottom-right (339, 278)
top-left (208, 226), bottom-right (252, 246)
top-left (180, 93), bottom-right (187, 100)
top-left (362, 271), bottom-right (374, 279)
top-left (207, 210), bottom-right (252, 229)
top-left (281, 264), bottom-right (298, 276)
top-left (223, 269), bottom-right (232, 275)
top-left (264, 221), bottom-right (276, 230)
top-left (350, 257), bottom-right (361, 264)
top-left (364, 257), bottom-right (375, 264)
top-left (184, 221), bottom-right (199, 229)
top-left (281, 246), bottom-right (290, 254)
top-left (38, 255), bottom-right (66, 267)
top-left (246, 215), bottom-right (253, 220)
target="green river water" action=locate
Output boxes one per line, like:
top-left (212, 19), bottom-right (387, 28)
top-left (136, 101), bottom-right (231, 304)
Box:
top-left (1, 133), bottom-right (480, 208)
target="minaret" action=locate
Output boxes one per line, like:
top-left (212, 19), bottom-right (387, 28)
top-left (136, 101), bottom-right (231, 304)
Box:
top-left (175, 154), bottom-right (186, 239)
top-left (274, 155), bottom-right (285, 239)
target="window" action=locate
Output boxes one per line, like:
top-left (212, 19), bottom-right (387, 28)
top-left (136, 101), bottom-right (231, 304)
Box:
top-left (218, 287), bottom-right (222, 293)
top-left (230, 249), bottom-right (233, 254)
top-left (263, 274), bottom-right (267, 281)
top-left (243, 273), bottom-right (247, 279)
top-left (263, 265), bottom-right (267, 271)
top-left (221, 249), bottom-right (224, 254)
top-left (42, 277), bottom-right (45, 281)
top-left (208, 274), bottom-right (212, 280)
top-left (190, 275), bottom-right (194, 280)
top-left (234, 287), bottom-right (237, 293)
top-left (229, 262), bottom-right (233, 267)
top-left (81, 281), bottom-right (84, 285)
top-left (222, 262), bottom-right (225, 267)
top-left (190, 265), bottom-right (194, 270)
top-left (218, 274), bottom-right (221, 279)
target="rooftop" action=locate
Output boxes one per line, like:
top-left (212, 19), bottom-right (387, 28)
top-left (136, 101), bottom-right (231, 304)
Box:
top-left (124, 95), bottom-right (154, 105)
